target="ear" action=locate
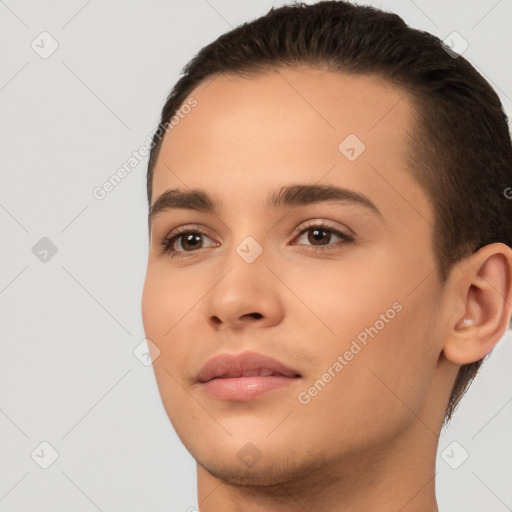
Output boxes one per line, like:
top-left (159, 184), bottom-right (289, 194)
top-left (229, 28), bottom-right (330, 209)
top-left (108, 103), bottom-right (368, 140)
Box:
top-left (442, 243), bottom-right (512, 365)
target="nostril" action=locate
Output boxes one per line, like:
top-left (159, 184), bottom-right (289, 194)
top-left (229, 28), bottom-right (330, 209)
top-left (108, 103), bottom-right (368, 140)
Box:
top-left (248, 312), bottom-right (263, 319)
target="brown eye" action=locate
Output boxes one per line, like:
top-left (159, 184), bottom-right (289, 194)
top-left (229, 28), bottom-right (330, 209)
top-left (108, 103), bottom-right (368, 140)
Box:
top-left (177, 233), bottom-right (204, 251)
top-left (307, 228), bottom-right (332, 245)
top-left (293, 225), bottom-right (352, 249)
top-left (161, 229), bottom-right (218, 257)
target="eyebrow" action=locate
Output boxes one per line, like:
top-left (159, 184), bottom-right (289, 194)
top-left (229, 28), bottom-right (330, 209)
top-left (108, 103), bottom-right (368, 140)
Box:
top-left (149, 184), bottom-right (383, 222)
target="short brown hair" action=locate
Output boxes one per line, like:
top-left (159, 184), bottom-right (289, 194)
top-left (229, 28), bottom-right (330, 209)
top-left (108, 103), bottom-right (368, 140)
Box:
top-left (146, 0), bottom-right (512, 423)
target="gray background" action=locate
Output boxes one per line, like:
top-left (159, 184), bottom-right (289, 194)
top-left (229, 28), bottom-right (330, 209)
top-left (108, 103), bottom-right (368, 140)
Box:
top-left (1, 1), bottom-right (511, 510)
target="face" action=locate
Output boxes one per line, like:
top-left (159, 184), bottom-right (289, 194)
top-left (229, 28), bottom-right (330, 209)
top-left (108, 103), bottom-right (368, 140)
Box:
top-left (142, 67), bottom-right (450, 486)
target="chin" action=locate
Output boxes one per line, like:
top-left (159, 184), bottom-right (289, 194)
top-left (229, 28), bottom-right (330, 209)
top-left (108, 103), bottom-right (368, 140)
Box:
top-left (193, 439), bottom-right (334, 491)
top-left (197, 454), bottom-right (306, 487)
top-left (201, 462), bottom-right (280, 487)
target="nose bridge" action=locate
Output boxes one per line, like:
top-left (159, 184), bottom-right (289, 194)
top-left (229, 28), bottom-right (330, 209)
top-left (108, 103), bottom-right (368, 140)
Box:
top-left (202, 234), bottom-right (284, 329)
top-left (218, 220), bottom-right (268, 278)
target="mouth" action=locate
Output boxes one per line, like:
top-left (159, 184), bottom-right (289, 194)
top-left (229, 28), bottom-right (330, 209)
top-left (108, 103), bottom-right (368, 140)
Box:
top-left (196, 351), bottom-right (302, 401)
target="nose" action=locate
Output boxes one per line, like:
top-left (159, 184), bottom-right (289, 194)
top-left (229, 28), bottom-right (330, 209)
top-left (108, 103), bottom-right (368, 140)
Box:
top-left (203, 262), bottom-right (285, 331)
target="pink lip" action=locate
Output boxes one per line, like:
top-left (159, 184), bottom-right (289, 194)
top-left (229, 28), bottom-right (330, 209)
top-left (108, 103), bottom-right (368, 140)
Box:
top-left (196, 351), bottom-right (301, 401)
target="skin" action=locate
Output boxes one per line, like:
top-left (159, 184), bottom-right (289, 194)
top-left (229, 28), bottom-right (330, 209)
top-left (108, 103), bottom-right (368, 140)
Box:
top-left (141, 67), bottom-right (512, 511)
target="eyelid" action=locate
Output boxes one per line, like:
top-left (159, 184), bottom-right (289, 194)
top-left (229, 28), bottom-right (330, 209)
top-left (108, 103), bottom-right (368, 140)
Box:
top-left (166, 223), bottom-right (214, 237)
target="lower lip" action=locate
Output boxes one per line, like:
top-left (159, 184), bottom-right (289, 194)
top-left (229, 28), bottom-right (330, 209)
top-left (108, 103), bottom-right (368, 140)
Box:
top-left (200, 375), bottom-right (300, 401)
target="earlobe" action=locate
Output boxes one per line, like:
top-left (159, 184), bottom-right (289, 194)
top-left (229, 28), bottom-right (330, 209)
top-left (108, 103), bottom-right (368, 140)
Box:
top-left (442, 243), bottom-right (512, 366)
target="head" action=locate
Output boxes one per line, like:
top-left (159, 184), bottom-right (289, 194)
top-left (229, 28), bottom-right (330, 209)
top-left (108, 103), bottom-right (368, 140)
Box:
top-left (141, 0), bottom-right (512, 488)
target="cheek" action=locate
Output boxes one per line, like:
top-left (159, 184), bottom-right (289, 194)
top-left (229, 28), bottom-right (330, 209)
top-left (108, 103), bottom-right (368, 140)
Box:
top-left (141, 265), bottom-right (201, 427)
top-left (326, 289), bottom-right (437, 431)
top-left (141, 263), bottom-right (202, 377)
top-left (293, 306), bottom-right (436, 453)
top-left (288, 252), bottom-right (439, 422)
top-left (279, 248), bottom-right (400, 340)
top-left (142, 262), bottom-right (201, 338)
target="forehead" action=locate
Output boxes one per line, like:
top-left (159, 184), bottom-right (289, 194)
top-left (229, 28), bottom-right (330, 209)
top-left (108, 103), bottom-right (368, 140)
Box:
top-left (152, 67), bottom-right (432, 228)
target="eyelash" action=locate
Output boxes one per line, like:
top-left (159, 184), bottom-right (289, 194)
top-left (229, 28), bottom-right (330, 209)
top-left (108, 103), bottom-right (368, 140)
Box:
top-left (160, 221), bottom-right (354, 259)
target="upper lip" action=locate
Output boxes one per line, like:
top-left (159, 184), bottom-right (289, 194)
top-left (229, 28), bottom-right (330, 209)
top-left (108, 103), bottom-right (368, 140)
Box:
top-left (196, 351), bottom-right (302, 383)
